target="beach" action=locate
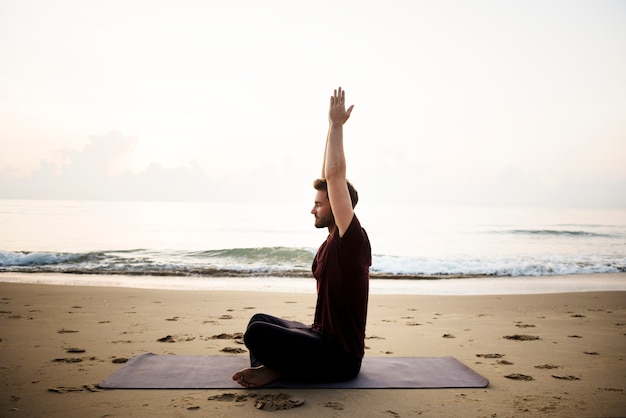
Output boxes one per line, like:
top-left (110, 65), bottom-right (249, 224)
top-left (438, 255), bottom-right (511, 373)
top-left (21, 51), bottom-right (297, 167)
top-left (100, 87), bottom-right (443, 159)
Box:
top-left (1, 275), bottom-right (625, 417)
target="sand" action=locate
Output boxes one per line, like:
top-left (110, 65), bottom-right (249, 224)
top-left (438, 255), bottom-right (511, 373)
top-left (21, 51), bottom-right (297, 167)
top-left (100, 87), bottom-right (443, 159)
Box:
top-left (1, 276), bottom-right (625, 417)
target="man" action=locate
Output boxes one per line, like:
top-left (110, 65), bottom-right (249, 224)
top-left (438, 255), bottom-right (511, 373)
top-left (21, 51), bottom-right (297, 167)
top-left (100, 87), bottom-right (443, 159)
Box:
top-left (232, 87), bottom-right (371, 387)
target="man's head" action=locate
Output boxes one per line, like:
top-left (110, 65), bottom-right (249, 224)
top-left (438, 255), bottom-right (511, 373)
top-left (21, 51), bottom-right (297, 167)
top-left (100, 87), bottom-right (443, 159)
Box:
top-left (310, 179), bottom-right (359, 229)
top-left (313, 179), bottom-right (359, 208)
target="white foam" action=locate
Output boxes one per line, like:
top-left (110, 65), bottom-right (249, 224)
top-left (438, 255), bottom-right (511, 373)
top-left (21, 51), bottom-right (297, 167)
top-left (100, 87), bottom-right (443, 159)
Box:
top-left (1, 273), bottom-right (624, 295)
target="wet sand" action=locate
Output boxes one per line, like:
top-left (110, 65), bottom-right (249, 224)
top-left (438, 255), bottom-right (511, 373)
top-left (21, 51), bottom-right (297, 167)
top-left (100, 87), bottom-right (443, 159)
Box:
top-left (1, 277), bottom-right (625, 417)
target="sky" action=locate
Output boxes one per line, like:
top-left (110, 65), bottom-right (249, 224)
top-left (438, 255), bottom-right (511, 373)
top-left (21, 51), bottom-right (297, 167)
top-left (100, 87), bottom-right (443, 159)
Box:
top-left (1, 0), bottom-right (625, 207)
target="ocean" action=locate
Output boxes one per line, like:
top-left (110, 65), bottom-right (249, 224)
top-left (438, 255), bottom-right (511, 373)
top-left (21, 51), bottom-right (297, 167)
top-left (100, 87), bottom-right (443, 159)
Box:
top-left (1, 199), bottom-right (625, 294)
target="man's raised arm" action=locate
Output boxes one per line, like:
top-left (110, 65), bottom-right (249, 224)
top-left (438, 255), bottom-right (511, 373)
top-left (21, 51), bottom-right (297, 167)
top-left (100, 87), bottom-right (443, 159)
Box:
top-left (321, 126), bottom-right (330, 179)
top-left (324, 87), bottom-right (354, 237)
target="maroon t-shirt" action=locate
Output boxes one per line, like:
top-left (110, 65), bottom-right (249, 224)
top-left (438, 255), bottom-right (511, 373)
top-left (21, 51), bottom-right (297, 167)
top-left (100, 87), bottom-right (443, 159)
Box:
top-left (312, 214), bottom-right (371, 359)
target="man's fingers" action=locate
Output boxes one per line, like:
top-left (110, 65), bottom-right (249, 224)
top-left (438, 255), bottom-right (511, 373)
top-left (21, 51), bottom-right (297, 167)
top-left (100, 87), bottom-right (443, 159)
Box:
top-left (329, 88), bottom-right (353, 123)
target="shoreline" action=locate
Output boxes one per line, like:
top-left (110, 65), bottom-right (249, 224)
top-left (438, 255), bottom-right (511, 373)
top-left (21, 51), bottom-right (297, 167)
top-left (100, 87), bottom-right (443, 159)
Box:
top-left (0, 271), bottom-right (625, 295)
top-left (1, 282), bottom-right (624, 416)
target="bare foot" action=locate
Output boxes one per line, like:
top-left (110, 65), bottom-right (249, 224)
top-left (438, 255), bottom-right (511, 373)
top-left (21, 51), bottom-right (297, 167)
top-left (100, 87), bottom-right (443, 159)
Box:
top-left (232, 365), bottom-right (281, 388)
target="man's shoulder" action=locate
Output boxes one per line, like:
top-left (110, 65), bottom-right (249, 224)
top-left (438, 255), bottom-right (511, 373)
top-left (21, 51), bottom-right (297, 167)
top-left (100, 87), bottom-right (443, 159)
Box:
top-left (347, 214), bottom-right (366, 235)
top-left (340, 215), bottom-right (370, 247)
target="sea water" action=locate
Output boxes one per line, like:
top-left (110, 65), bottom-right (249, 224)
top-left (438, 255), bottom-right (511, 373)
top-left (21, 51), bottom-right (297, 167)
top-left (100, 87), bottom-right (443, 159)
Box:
top-left (1, 199), bottom-right (625, 294)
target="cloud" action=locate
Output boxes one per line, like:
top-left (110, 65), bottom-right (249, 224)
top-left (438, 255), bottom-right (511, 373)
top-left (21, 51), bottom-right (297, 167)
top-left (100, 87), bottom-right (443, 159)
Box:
top-left (0, 132), bottom-right (218, 201)
top-left (0, 132), bottom-right (317, 203)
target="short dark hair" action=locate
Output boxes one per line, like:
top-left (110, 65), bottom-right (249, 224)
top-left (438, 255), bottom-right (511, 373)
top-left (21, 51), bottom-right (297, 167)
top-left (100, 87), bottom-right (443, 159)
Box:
top-left (313, 178), bottom-right (359, 208)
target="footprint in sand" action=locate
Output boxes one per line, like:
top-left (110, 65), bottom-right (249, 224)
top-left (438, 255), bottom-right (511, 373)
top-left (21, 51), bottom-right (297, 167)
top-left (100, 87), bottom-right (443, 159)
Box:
top-left (207, 393), bottom-right (249, 402)
top-left (503, 334), bottom-right (540, 341)
top-left (220, 347), bottom-right (246, 354)
top-left (207, 392), bottom-right (304, 410)
top-left (505, 373), bottom-right (534, 381)
top-left (51, 357), bottom-right (83, 363)
top-left (552, 374), bottom-right (581, 380)
top-left (254, 393), bottom-right (304, 411)
top-left (476, 353), bottom-right (505, 359)
top-left (157, 335), bottom-right (176, 343)
top-left (211, 332), bottom-right (243, 340)
top-left (48, 384), bottom-right (101, 393)
top-left (157, 334), bottom-right (195, 342)
top-left (535, 364), bottom-right (560, 369)
top-left (324, 401), bottom-right (344, 410)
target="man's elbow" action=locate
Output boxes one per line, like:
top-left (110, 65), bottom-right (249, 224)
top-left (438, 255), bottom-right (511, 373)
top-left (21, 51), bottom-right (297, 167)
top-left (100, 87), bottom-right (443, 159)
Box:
top-left (325, 164), bottom-right (346, 180)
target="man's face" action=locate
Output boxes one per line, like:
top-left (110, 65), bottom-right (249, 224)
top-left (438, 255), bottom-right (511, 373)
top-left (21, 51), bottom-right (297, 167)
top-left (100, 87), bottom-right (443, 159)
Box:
top-left (311, 189), bottom-right (334, 229)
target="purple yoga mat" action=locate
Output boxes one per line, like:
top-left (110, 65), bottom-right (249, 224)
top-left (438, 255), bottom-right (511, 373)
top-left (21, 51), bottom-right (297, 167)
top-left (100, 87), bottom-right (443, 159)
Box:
top-left (99, 353), bottom-right (489, 389)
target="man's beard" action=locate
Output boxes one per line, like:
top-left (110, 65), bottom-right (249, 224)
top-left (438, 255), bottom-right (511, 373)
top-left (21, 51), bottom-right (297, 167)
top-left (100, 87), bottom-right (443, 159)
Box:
top-left (314, 212), bottom-right (335, 229)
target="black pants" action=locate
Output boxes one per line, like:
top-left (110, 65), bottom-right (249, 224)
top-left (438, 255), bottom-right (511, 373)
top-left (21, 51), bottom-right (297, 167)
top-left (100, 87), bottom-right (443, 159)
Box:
top-left (243, 313), bottom-right (361, 383)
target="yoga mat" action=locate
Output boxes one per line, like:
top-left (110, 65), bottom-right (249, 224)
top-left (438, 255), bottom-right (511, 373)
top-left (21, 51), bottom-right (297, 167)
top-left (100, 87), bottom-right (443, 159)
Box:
top-left (99, 353), bottom-right (489, 389)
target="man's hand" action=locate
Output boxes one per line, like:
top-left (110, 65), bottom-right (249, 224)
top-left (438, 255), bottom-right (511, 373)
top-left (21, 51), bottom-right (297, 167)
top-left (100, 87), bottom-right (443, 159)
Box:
top-left (329, 87), bottom-right (354, 126)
